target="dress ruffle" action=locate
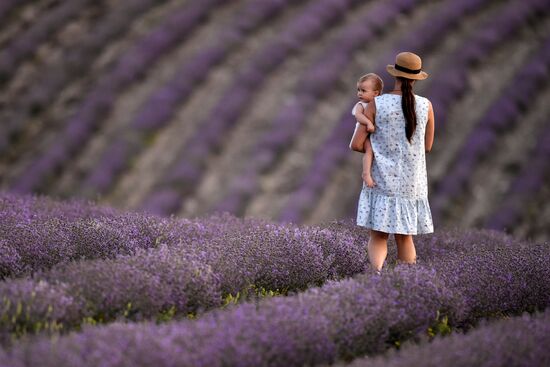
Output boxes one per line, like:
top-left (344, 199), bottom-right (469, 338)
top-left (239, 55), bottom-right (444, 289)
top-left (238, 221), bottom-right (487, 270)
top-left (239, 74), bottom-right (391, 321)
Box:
top-left (356, 185), bottom-right (434, 235)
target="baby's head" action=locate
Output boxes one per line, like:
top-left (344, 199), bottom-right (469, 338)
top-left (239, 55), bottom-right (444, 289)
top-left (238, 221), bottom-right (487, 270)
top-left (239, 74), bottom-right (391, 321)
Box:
top-left (357, 73), bottom-right (383, 103)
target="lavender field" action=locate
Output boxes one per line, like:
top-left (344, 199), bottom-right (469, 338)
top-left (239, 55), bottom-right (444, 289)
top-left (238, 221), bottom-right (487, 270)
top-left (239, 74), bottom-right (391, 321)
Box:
top-left (0, 192), bottom-right (549, 366)
top-left (1, 0), bottom-right (550, 365)
top-left (0, 0), bottom-right (548, 240)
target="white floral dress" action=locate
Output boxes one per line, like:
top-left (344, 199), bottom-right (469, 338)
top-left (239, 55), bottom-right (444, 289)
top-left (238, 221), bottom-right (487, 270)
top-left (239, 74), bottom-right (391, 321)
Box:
top-left (356, 93), bottom-right (434, 234)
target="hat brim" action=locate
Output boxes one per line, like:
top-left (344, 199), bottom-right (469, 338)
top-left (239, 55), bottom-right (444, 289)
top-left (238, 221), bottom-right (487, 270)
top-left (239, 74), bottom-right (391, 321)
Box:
top-left (386, 64), bottom-right (428, 80)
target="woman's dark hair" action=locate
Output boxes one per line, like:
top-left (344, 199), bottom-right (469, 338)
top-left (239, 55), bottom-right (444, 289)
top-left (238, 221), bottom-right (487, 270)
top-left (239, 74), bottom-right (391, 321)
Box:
top-left (398, 77), bottom-right (416, 142)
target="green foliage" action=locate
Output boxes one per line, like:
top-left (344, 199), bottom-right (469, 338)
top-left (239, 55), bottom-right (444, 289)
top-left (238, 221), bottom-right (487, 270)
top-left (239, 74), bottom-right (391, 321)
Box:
top-left (427, 310), bottom-right (452, 339)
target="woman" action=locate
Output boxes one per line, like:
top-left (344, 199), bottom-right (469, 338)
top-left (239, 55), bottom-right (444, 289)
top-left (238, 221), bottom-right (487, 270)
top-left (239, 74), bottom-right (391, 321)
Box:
top-left (356, 51), bottom-right (435, 274)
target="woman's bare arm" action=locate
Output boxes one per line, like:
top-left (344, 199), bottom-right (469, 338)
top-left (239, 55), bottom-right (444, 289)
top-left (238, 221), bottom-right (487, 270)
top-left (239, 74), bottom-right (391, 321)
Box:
top-left (425, 100), bottom-right (435, 152)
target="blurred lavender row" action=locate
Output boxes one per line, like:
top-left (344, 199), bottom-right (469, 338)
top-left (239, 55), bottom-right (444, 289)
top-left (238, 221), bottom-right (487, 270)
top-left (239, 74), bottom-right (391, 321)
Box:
top-left (431, 34), bottom-right (550, 220)
top-left (10, 0), bottom-right (225, 194)
top-left (1, 226), bottom-right (548, 366)
top-left (81, 0), bottom-right (304, 194)
top-left (0, 0), bottom-right (170, 155)
top-left (0, 0), bottom-right (93, 84)
top-left (279, 0), bottom-right (491, 223)
top-left (0, 0), bottom-right (32, 25)
top-left (425, 0), bottom-right (550, 132)
top-left (214, 0), bottom-right (421, 218)
top-left (485, 121), bottom-right (550, 230)
top-left (342, 309), bottom-right (550, 367)
top-left (140, 0), bottom-right (366, 215)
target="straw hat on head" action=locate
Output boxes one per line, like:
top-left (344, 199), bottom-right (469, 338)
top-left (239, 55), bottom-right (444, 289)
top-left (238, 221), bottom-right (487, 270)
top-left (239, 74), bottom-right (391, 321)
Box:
top-left (386, 51), bottom-right (428, 80)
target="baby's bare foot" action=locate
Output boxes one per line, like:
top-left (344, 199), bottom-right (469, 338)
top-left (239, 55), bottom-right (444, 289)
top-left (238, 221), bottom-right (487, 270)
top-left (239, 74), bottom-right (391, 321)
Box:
top-left (362, 172), bottom-right (376, 188)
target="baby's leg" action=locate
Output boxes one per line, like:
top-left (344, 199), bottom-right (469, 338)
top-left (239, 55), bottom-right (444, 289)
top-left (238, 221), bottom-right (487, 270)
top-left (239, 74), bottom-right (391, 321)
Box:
top-left (362, 136), bottom-right (376, 187)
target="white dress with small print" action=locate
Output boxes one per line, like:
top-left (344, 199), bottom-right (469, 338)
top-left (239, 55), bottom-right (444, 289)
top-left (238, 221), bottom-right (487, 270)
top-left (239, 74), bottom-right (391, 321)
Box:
top-left (356, 94), bottom-right (434, 234)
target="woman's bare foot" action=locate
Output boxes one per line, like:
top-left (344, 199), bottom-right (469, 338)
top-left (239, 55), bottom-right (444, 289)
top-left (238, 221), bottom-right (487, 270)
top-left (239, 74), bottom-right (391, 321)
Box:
top-left (362, 172), bottom-right (376, 188)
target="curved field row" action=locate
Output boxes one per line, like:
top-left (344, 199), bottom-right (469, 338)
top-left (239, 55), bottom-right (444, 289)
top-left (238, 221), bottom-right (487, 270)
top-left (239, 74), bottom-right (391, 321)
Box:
top-left (0, 0), bottom-right (174, 157)
top-left (137, 0), bottom-right (371, 215)
top-left (51, 0), bottom-right (274, 197)
top-left (0, 0), bottom-right (192, 181)
top-left (177, 0), bottom-right (436, 219)
top-left (106, 0), bottom-right (348, 211)
top-left (430, 32), bottom-right (550, 222)
top-left (8, 0), bottom-right (226, 194)
top-left (65, 0), bottom-right (309, 197)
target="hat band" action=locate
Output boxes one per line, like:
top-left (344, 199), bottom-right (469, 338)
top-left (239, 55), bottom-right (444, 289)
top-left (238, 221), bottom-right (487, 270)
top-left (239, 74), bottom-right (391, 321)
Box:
top-left (394, 63), bottom-right (421, 74)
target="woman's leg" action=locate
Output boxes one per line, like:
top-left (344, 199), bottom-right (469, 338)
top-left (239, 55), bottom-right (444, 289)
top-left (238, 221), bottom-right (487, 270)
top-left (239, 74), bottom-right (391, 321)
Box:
top-left (394, 234), bottom-right (417, 264)
top-left (368, 230), bottom-right (389, 271)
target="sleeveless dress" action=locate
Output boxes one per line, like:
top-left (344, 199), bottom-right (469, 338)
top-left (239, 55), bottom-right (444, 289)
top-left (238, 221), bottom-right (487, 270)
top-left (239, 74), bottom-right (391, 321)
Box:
top-left (356, 93), bottom-right (434, 234)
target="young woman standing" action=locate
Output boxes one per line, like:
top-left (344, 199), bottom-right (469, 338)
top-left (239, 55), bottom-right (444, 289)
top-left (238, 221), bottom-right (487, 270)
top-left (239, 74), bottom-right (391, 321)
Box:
top-left (356, 51), bottom-right (435, 274)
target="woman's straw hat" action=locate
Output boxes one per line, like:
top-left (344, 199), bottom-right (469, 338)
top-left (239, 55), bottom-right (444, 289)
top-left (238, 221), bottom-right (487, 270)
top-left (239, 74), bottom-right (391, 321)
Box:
top-left (386, 52), bottom-right (428, 80)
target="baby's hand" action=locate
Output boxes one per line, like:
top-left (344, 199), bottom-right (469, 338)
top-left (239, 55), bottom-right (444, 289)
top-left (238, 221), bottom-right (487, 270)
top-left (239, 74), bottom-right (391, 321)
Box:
top-left (366, 121), bottom-right (375, 133)
top-left (362, 172), bottom-right (376, 188)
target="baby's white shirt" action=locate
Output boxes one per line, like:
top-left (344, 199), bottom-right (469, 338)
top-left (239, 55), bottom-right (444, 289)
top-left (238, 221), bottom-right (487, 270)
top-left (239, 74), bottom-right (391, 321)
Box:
top-left (351, 101), bottom-right (369, 116)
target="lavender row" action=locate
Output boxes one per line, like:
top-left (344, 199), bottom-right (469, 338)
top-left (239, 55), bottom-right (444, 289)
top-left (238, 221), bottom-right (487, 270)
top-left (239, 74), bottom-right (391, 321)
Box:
top-left (81, 0), bottom-right (304, 194)
top-left (430, 35), bottom-right (550, 220)
top-left (425, 0), bottom-right (550, 131)
top-left (1, 227), bottom-right (548, 366)
top-left (0, 194), bottom-right (367, 338)
top-left (0, 192), bottom-right (256, 279)
top-left (342, 309), bottom-right (550, 367)
top-left (140, 0), bottom-right (366, 215)
top-left (279, 0), bottom-right (492, 223)
top-left (0, 0), bottom-right (32, 25)
top-left (213, 0), bottom-right (421, 217)
top-left (0, 0), bottom-right (170, 155)
top-left (0, 0), bottom-right (94, 85)
top-left (0, 266), bottom-right (462, 366)
top-left (484, 121), bottom-right (550, 231)
top-left (9, 0), bottom-right (225, 194)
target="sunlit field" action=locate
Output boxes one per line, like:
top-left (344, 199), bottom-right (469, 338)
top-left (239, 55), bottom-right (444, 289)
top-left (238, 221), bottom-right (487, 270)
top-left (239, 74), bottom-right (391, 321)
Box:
top-left (1, 0), bottom-right (549, 365)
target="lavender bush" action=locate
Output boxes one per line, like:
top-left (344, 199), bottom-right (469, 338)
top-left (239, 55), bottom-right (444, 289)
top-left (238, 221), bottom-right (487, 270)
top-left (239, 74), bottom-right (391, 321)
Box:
top-left (1, 193), bottom-right (549, 365)
top-left (0, 266), bottom-right (464, 367)
top-left (342, 309), bottom-right (550, 367)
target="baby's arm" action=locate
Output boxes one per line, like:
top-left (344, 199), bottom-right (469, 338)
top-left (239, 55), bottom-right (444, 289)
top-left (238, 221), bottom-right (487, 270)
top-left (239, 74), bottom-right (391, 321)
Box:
top-left (354, 104), bottom-right (375, 133)
top-left (362, 136), bottom-right (376, 188)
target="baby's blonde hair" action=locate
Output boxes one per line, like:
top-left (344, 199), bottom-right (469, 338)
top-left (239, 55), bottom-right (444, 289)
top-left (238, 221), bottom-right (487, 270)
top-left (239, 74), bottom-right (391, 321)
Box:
top-left (358, 73), bottom-right (384, 95)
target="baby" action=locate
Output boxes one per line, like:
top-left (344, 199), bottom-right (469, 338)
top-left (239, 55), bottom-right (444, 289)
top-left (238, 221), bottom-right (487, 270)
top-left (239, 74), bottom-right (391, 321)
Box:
top-left (352, 73), bottom-right (384, 188)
